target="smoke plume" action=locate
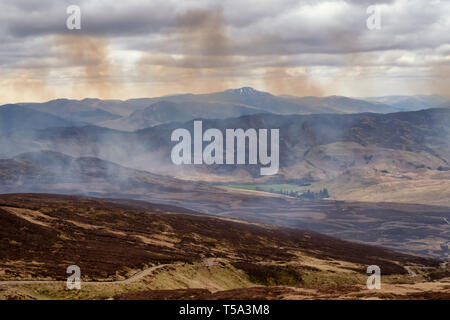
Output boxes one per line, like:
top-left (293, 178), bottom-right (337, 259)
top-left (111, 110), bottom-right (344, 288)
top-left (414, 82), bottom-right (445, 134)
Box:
top-left (56, 34), bottom-right (117, 98)
top-left (138, 7), bottom-right (236, 95)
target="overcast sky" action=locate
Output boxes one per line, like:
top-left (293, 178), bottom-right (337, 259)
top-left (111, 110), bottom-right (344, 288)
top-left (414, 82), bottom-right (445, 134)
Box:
top-left (0, 0), bottom-right (448, 103)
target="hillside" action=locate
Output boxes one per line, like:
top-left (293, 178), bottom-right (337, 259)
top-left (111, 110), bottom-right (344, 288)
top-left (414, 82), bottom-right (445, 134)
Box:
top-left (189, 87), bottom-right (397, 114)
top-left (21, 99), bottom-right (122, 124)
top-left (0, 151), bottom-right (448, 260)
top-left (0, 194), bottom-right (446, 300)
top-left (0, 150), bottom-right (214, 196)
top-left (282, 95), bottom-right (397, 114)
top-left (0, 104), bottom-right (80, 135)
top-left (130, 108), bottom-right (450, 206)
top-left (101, 100), bottom-right (270, 131)
top-left (24, 108), bottom-right (450, 167)
top-left (11, 88), bottom-right (403, 131)
top-left (361, 95), bottom-right (450, 112)
top-left (1, 108), bottom-right (449, 206)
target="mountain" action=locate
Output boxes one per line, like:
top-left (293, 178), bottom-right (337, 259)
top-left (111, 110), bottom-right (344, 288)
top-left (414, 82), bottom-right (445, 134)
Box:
top-left (169, 87), bottom-right (397, 115)
top-left (104, 87), bottom-right (401, 130)
top-left (110, 108), bottom-right (449, 207)
top-left (11, 88), bottom-right (409, 132)
top-left (361, 95), bottom-right (450, 112)
top-left (100, 100), bottom-right (271, 131)
top-left (0, 150), bottom-right (235, 211)
top-left (7, 108), bottom-right (450, 182)
top-left (0, 148), bottom-right (449, 261)
top-left (0, 150), bottom-right (203, 194)
top-left (197, 87), bottom-right (309, 114)
top-left (2, 108), bottom-right (449, 208)
top-left (129, 107), bottom-right (450, 171)
top-left (11, 89), bottom-right (446, 134)
top-left (0, 193), bottom-right (445, 300)
top-left (284, 95), bottom-right (398, 113)
top-left (20, 99), bottom-right (123, 124)
top-left (0, 104), bottom-right (80, 135)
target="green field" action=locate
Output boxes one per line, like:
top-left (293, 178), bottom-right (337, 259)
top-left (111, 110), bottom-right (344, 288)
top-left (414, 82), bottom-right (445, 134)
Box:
top-left (227, 183), bottom-right (308, 193)
top-left (227, 183), bottom-right (331, 199)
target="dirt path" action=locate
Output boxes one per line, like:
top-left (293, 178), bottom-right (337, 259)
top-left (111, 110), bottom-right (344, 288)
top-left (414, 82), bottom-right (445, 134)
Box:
top-left (404, 266), bottom-right (417, 277)
top-left (0, 263), bottom-right (173, 286)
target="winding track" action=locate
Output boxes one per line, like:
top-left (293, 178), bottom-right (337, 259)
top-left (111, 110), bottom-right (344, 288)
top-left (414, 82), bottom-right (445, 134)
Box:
top-left (0, 263), bottom-right (175, 286)
top-left (404, 266), bottom-right (417, 277)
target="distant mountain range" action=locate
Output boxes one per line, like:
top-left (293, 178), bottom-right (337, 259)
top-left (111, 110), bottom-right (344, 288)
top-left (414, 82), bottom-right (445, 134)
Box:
top-left (101, 99), bottom-right (270, 131)
top-left (0, 104), bottom-right (80, 135)
top-left (360, 95), bottom-right (450, 112)
top-left (7, 87), bottom-right (447, 132)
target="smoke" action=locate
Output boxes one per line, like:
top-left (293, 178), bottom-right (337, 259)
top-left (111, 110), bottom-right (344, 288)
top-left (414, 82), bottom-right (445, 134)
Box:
top-left (55, 34), bottom-right (118, 99)
top-left (430, 63), bottom-right (450, 98)
top-left (0, 69), bottom-right (55, 104)
top-left (324, 27), bottom-right (377, 97)
top-left (263, 65), bottom-right (324, 97)
top-left (176, 8), bottom-right (229, 58)
top-left (138, 7), bottom-right (236, 95)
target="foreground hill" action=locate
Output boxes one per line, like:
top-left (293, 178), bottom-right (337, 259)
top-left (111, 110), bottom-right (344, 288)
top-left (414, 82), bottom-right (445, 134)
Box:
top-left (0, 194), bottom-right (447, 300)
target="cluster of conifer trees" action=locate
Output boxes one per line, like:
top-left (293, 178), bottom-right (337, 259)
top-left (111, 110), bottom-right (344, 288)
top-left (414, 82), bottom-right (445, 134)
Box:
top-left (254, 187), bottom-right (330, 199)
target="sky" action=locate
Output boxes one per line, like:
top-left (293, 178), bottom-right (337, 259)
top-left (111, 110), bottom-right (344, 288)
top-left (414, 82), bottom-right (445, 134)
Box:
top-left (0, 0), bottom-right (449, 104)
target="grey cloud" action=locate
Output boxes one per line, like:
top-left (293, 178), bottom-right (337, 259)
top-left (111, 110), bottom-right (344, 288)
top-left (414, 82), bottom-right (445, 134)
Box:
top-left (0, 0), bottom-right (449, 99)
top-left (1, 0), bottom-right (448, 54)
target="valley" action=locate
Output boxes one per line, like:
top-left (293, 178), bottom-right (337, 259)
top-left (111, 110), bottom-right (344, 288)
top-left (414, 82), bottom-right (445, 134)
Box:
top-left (0, 89), bottom-right (449, 300)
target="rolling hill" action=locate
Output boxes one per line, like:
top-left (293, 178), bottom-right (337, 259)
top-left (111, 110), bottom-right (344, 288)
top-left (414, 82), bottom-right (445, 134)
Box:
top-left (0, 150), bottom-right (213, 196)
top-left (20, 99), bottom-right (122, 124)
top-left (361, 95), bottom-right (450, 112)
top-left (100, 87), bottom-right (399, 131)
top-left (281, 95), bottom-right (397, 113)
top-left (10, 87), bottom-right (404, 131)
top-left (128, 108), bottom-right (450, 192)
top-left (1, 108), bottom-right (449, 206)
top-left (0, 194), bottom-right (446, 300)
top-left (0, 104), bottom-right (80, 134)
top-left (100, 100), bottom-right (271, 131)
top-left (0, 150), bottom-right (449, 260)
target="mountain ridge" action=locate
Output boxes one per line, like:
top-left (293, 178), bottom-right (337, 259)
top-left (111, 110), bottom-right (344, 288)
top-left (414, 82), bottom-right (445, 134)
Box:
top-left (3, 87), bottom-right (429, 132)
